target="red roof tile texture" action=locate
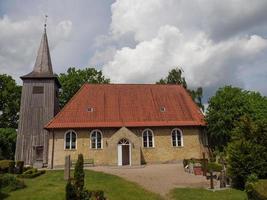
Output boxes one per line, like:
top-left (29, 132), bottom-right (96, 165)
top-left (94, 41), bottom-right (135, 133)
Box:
top-left (45, 84), bottom-right (205, 129)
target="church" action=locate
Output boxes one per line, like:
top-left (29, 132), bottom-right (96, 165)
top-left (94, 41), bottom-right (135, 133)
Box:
top-left (15, 27), bottom-right (208, 168)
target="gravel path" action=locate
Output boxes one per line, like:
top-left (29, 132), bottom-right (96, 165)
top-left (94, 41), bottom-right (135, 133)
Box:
top-left (89, 163), bottom-right (210, 195)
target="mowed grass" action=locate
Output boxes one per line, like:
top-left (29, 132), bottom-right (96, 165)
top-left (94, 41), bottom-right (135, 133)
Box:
top-left (5, 170), bottom-right (162, 200)
top-left (169, 188), bottom-right (247, 200)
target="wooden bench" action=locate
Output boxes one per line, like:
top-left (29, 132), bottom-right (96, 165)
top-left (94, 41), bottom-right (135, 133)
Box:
top-left (72, 159), bottom-right (94, 167)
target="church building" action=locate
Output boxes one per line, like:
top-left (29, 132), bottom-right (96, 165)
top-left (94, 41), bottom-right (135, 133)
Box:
top-left (16, 27), bottom-right (208, 168)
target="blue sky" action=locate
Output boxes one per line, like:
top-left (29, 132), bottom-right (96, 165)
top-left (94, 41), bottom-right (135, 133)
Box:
top-left (1, 0), bottom-right (267, 102)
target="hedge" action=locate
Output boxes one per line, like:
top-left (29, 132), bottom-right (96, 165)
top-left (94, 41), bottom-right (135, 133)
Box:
top-left (0, 160), bottom-right (13, 173)
top-left (18, 168), bottom-right (45, 178)
top-left (246, 180), bottom-right (267, 200)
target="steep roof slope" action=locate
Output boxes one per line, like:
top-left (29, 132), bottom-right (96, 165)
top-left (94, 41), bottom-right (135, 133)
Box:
top-left (45, 84), bottom-right (205, 129)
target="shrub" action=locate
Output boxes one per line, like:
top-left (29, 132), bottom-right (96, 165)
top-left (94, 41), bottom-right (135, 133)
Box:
top-left (0, 160), bottom-right (13, 173)
top-left (66, 179), bottom-right (76, 200)
top-left (16, 161), bottom-right (24, 174)
top-left (74, 154), bottom-right (85, 198)
top-left (207, 162), bottom-right (223, 172)
top-left (0, 174), bottom-right (25, 192)
top-left (8, 161), bottom-right (15, 174)
top-left (18, 168), bottom-right (45, 178)
top-left (246, 179), bottom-right (267, 200)
top-left (88, 190), bottom-right (106, 200)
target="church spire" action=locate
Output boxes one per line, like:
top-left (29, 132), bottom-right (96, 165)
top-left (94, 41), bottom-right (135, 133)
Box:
top-left (22, 16), bottom-right (54, 78)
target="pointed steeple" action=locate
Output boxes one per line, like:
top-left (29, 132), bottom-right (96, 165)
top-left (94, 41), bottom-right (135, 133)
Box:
top-left (32, 26), bottom-right (53, 76)
top-left (21, 20), bottom-right (60, 87)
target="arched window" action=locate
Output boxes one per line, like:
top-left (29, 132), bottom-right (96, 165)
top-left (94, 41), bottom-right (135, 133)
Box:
top-left (142, 129), bottom-right (154, 148)
top-left (90, 129), bottom-right (102, 149)
top-left (171, 128), bottom-right (183, 147)
top-left (65, 130), bottom-right (77, 150)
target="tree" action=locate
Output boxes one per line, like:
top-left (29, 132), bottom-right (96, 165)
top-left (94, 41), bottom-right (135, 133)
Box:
top-left (227, 116), bottom-right (267, 189)
top-left (206, 86), bottom-right (267, 150)
top-left (59, 67), bottom-right (110, 107)
top-left (74, 154), bottom-right (85, 199)
top-left (157, 67), bottom-right (204, 111)
top-left (0, 74), bottom-right (21, 128)
top-left (0, 128), bottom-right (17, 160)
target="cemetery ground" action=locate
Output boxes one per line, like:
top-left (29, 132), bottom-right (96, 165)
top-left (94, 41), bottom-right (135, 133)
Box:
top-left (2, 167), bottom-right (247, 200)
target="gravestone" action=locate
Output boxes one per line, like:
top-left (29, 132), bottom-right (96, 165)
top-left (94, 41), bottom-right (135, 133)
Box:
top-left (64, 155), bottom-right (71, 180)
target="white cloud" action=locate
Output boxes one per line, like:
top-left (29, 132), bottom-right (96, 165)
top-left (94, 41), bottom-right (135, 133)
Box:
top-left (0, 15), bottom-right (72, 83)
top-left (102, 0), bottom-right (267, 98)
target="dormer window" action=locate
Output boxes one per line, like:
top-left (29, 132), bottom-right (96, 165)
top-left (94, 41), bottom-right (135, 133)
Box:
top-left (87, 107), bottom-right (94, 112)
top-left (160, 106), bottom-right (166, 112)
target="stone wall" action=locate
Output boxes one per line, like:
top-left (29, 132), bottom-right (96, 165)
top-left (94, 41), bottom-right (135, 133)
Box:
top-left (48, 126), bottom-right (206, 168)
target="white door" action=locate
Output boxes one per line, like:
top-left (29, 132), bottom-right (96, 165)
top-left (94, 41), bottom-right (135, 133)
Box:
top-left (118, 144), bottom-right (122, 166)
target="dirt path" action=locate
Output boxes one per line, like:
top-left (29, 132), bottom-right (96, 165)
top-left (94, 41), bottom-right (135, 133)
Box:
top-left (89, 163), bottom-right (210, 195)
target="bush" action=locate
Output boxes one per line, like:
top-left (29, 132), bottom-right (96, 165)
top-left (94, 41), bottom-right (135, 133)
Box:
top-left (74, 154), bottom-right (85, 198)
top-left (207, 162), bottom-right (223, 172)
top-left (18, 168), bottom-right (45, 178)
top-left (0, 174), bottom-right (25, 192)
top-left (66, 179), bottom-right (76, 200)
top-left (8, 161), bottom-right (15, 174)
top-left (246, 179), bottom-right (267, 200)
top-left (88, 190), bottom-right (106, 200)
top-left (16, 161), bottom-right (24, 174)
top-left (0, 160), bottom-right (13, 173)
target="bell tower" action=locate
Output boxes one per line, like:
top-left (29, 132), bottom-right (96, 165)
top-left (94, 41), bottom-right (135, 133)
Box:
top-left (15, 22), bottom-right (61, 167)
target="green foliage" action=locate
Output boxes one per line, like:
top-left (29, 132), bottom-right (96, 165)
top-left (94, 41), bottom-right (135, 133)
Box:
top-left (66, 179), bottom-right (76, 200)
top-left (88, 190), bottom-right (106, 200)
top-left (206, 85), bottom-right (267, 150)
top-left (0, 160), bottom-right (13, 173)
top-left (0, 128), bottom-right (17, 160)
top-left (16, 161), bottom-right (24, 174)
top-left (74, 154), bottom-right (85, 198)
top-left (246, 179), bottom-right (267, 200)
top-left (18, 168), bottom-right (45, 178)
top-left (207, 162), bottom-right (223, 172)
top-left (8, 161), bottom-right (15, 174)
top-left (0, 74), bottom-right (21, 128)
top-left (0, 174), bottom-right (25, 193)
top-left (227, 116), bottom-right (267, 189)
top-left (157, 67), bottom-right (204, 111)
top-left (59, 67), bottom-right (110, 107)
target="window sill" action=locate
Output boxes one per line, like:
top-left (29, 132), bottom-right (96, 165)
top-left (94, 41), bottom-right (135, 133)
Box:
top-left (172, 146), bottom-right (184, 148)
top-left (64, 149), bottom-right (77, 151)
top-left (90, 148), bottom-right (104, 150)
top-left (142, 147), bottom-right (155, 149)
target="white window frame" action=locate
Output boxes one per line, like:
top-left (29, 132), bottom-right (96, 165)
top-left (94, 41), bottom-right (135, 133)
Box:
top-left (64, 130), bottom-right (77, 150)
top-left (142, 128), bottom-right (155, 148)
top-left (90, 129), bottom-right (103, 149)
top-left (171, 128), bottom-right (184, 147)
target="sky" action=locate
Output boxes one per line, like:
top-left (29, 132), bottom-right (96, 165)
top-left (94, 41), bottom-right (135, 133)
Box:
top-left (1, 0), bottom-right (267, 103)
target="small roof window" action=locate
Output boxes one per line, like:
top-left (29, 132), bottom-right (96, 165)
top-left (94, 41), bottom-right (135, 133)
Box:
top-left (87, 107), bottom-right (94, 112)
top-left (160, 106), bottom-right (166, 112)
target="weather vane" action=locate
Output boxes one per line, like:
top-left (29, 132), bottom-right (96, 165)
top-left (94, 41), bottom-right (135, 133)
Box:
top-left (44, 15), bottom-right (48, 31)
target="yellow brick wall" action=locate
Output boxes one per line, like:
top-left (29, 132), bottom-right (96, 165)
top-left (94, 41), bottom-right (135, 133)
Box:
top-left (48, 126), bottom-right (206, 168)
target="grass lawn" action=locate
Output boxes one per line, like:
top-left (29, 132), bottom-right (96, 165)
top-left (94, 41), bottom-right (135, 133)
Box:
top-left (169, 188), bottom-right (247, 200)
top-left (4, 170), bottom-right (162, 200)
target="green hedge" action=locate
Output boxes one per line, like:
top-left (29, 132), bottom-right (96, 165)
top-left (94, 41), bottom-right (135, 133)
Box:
top-left (18, 168), bottom-right (45, 178)
top-left (0, 160), bottom-right (13, 173)
top-left (246, 180), bottom-right (267, 200)
top-left (0, 174), bottom-right (25, 192)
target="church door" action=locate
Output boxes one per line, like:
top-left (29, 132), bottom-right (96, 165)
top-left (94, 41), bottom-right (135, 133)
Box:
top-left (117, 138), bottom-right (131, 166)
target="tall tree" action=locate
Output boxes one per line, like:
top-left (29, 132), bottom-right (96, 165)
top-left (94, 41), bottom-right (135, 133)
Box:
top-left (206, 86), bottom-right (267, 150)
top-left (0, 128), bottom-right (17, 160)
top-left (59, 67), bottom-right (110, 107)
top-left (227, 116), bottom-right (267, 189)
top-left (0, 74), bottom-right (21, 128)
top-left (157, 67), bottom-right (204, 111)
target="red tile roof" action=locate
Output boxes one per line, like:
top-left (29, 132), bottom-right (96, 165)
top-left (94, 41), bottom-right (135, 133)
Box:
top-left (45, 84), bottom-right (205, 129)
